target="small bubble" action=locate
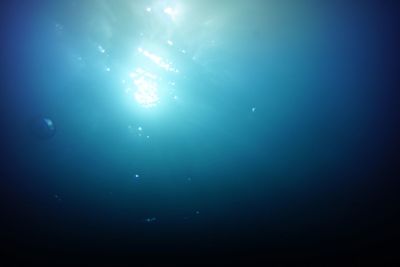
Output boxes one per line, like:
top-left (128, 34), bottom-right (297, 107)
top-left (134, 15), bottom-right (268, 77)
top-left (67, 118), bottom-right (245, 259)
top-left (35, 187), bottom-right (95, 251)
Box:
top-left (55, 23), bottom-right (63, 31)
top-left (251, 107), bottom-right (256, 112)
top-left (98, 45), bottom-right (106, 53)
top-left (30, 117), bottom-right (56, 140)
top-left (53, 194), bottom-right (62, 202)
top-left (144, 217), bottom-right (156, 223)
top-left (135, 174), bottom-right (140, 178)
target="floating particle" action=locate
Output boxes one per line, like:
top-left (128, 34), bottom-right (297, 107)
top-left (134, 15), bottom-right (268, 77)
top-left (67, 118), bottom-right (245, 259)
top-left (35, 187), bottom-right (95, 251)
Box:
top-left (135, 174), bottom-right (140, 178)
top-left (144, 217), bottom-right (156, 223)
top-left (53, 194), bottom-right (62, 202)
top-left (55, 23), bottom-right (63, 31)
top-left (98, 45), bottom-right (106, 53)
top-left (252, 107), bottom-right (256, 112)
top-left (30, 117), bottom-right (56, 140)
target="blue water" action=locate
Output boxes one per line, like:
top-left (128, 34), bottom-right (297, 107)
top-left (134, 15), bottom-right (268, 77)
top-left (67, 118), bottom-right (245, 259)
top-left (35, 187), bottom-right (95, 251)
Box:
top-left (1, 1), bottom-right (399, 265)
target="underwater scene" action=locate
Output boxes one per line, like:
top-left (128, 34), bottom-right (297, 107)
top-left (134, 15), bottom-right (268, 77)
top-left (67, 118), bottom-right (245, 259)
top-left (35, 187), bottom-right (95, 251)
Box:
top-left (0, 0), bottom-right (399, 266)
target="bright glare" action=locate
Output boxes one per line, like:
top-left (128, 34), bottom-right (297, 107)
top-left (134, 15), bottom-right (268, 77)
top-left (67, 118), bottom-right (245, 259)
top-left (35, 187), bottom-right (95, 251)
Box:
top-left (130, 68), bottom-right (160, 108)
top-left (138, 47), bottom-right (178, 72)
top-left (163, 6), bottom-right (179, 21)
top-left (98, 45), bottom-right (106, 53)
top-left (134, 78), bottom-right (159, 108)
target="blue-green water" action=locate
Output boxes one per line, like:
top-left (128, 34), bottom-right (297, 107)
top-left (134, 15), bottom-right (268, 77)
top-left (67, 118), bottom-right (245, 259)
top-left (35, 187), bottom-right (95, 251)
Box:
top-left (1, 1), bottom-right (399, 265)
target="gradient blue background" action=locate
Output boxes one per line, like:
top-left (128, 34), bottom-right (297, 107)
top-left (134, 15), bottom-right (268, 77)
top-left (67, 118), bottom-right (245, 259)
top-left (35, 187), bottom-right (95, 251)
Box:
top-left (0, 1), bottom-right (399, 265)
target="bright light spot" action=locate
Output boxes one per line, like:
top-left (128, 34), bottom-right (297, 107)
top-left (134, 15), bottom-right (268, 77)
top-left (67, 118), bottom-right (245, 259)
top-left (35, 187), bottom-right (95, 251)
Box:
top-left (163, 6), bottom-right (180, 21)
top-left (135, 174), bottom-right (140, 178)
top-left (146, 7), bottom-right (151, 12)
top-left (106, 67), bottom-right (111, 72)
top-left (138, 47), bottom-right (178, 72)
top-left (138, 126), bottom-right (142, 131)
top-left (173, 95), bottom-right (178, 100)
top-left (167, 40), bottom-right (174, 46)
top-left (130, 67), bottom-right (157, 80)
top-left (252, 107), bottom-right (256, 112)
top-left (181, 49), bottom-right (186, 54)
top-left (130, 68), bottom-right (160, 108)
top-left (98, 45), bottom-right (106, 53)
top-left (164, 7), bottom-right (173, 14)
top-left (146, 135), bottom-right (150, 139)
top-left (134, 78), bottom-right (159, 108)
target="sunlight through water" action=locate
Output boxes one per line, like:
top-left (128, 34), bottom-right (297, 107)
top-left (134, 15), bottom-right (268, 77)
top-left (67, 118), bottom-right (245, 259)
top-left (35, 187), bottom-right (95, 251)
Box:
top-left (130, 68), bottom-right (160, 108)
